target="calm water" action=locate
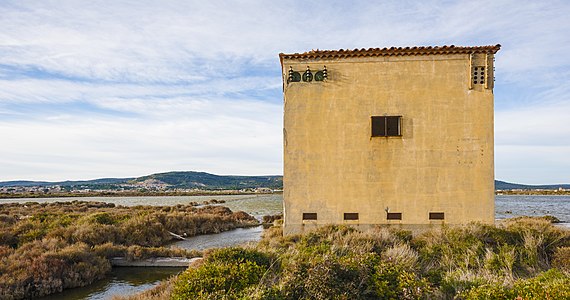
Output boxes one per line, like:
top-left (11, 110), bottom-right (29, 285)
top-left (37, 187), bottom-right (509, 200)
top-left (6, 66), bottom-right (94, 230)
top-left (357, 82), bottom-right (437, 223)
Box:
top-left (38, 267), bottom-right (184, 300)
top-left (495, 195), bottom-right (570, 223)
top-left (4, 193), bottom-right (569, 222)
top-left (172, 225), bottom-right (264, 250)
top-left (5, 194), bottom-right (570, 299)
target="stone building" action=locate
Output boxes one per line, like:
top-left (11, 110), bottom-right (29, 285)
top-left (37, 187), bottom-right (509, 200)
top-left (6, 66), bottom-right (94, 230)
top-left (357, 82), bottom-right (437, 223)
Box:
top-left (280, 45), bottom-right (501, 234)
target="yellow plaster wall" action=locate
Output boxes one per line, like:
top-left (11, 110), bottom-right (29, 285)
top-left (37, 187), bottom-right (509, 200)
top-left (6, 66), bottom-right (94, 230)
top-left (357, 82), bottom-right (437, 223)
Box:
top-left (282, 54), bottom-right (495, 234)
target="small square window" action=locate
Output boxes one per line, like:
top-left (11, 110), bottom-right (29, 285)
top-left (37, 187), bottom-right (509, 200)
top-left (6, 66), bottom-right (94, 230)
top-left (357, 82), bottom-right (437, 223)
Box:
top-left (387, 212), bottom-right (402, 220)
top-left (303, 213), bottom-right (317, 220)
top-left (429, 212), bottom-right (445, 220)
top-left (344, 213), bottom-right (359, 220)
top-left (372, 116), bottom-right (401, 137)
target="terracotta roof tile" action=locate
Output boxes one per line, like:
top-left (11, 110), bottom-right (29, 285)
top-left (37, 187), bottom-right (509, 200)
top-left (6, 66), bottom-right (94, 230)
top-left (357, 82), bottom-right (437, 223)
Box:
top-left (279, 44), bottom-right (501, 61)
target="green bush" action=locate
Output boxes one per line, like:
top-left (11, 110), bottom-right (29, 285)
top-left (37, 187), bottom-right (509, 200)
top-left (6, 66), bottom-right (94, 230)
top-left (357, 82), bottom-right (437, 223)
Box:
top-left (280, 253), bottom-right (378, 299)
top-left (205, 247), bottom-right (272, 268)
top-left (461, 269), bottom-right (570, 300)
top-left (171, 260), bottom-right (266, 300)
top-left (89, 212), bottom-right (116, 225)
top-left (513, 269), bottom-right (570, 299)
top-left (373, 261), bottom-right (432, 300)
top-left (170, 247), bottom-right (272, 299)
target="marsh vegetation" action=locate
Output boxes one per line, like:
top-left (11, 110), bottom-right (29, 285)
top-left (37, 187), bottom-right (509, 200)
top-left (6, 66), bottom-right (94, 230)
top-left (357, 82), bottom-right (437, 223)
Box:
top-left (121, 217), bottom-right (570, 300)
top-left (0, 201), bottom-right (258, 299)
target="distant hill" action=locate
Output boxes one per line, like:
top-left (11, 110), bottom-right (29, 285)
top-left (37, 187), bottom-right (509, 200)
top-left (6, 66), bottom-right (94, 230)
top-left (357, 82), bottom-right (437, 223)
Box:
top-left (495, 180), bottom-right (570, 190)
top-left (1, 173), bottom-right (568, 191)
top-left (131, 171), bottom-right (283, 189)
top-left (0, 171), bottom-right (282, 190)
top-left (0, 178), bottom-right (129, 188)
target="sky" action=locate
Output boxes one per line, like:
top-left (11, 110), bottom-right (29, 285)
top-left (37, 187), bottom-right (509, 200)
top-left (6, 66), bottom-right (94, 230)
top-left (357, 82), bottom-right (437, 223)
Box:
top-left (0, 1), bottom-right (569, 184)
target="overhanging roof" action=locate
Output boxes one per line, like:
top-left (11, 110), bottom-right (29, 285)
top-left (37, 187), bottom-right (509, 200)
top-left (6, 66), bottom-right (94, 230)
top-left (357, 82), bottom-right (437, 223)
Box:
top-left (279, 44), bottom-right (501, 61)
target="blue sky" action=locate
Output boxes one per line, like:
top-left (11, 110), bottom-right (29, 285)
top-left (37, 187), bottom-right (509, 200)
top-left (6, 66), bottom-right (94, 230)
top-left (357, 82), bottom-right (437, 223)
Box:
top-left (0, 0), bottom-right (569, 184)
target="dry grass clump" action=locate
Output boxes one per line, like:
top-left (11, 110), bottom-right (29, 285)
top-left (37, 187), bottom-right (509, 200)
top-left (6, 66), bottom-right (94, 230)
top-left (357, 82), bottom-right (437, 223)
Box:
top-left (160, 217), bottom-right (570, 300)
top-left (0, 201), bottom-right (258, 299)
top-left (92, 243), bottom-right (201, 261)
top-left (0, 238), bottom-right (110, 299)
top-left (261, 213), bottom-right (283, 224)
top-left (552, 246), bottom-right (570, 273)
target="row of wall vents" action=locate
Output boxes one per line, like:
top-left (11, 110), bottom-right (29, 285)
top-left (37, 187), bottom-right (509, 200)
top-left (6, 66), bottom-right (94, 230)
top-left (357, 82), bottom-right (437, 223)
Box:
top-left (302, 212), bottom-right (445, 221)
top-left (288, 66), bottom-right (327, 83)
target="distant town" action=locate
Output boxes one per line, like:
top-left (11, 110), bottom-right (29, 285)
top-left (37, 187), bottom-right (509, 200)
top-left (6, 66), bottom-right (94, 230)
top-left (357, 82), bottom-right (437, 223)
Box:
top-left (0, 181), bottom-right (280, 199)
top-left (496, 188), bottom-right (570, 196)
top-left (0, 171), bottom-right (283, 198)
top-left (0, 171), bottom-right (568, 198)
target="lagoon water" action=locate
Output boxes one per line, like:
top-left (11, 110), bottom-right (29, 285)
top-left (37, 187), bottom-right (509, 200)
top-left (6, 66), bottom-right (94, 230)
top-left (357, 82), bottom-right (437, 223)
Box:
top-left (6, 193), bottom-right (570, 222)
top-left (495, 195), bottom-right (570, 223)
top-left (10, 194), bottom-right (569, 300)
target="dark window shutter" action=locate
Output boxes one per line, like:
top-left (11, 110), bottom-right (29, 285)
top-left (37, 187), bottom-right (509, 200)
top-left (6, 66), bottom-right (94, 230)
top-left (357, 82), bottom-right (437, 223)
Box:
top-left (371, 116), bottom-right (386, 137)
top-left (386, 116), bottom-right (400, 136)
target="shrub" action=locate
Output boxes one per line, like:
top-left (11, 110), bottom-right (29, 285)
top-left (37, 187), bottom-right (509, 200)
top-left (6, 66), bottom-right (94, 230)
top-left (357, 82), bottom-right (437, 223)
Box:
top-left (483, 244), bottom-right (516, 277)
top-left (373, 261), bottom-right (432, 300)
top-left (205, 247), bottom-right (272, 268)
top-left (127, 220), bottom-right (570, 300)
top-left (381, 243), bottom-right (418, 270)
top-left (461, 269), bottom-right (570, 300)
top-left (171, 260), bottom-right (266, 300)
top-left (552, 246), bottom-right (570, 273)
top-left (0, 240), bottom-right (111, 299)
top-left (280, 252), bottom-right (378, 299)
top-left (89, 212), bottom-right (116, 225)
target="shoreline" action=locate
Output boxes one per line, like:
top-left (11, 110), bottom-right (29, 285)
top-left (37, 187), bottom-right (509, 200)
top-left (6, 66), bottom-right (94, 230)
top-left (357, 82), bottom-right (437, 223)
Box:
top-left (0, 190), bottom-right (281, 199)
top-left (109, 257), bottom-right (203, 267)
top-left (497, 191), bottom-right (570, 196)
top-left (2, 190), bottom-right (569, 200)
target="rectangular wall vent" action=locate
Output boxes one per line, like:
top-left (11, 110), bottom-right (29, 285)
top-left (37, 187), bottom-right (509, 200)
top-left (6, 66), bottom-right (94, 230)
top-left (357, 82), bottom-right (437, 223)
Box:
top-left (387, 212), bottom-right (402, 220)
top-left (344, 213), bottom-right (359, 220)
top-left (429, 212), bottom-right (445, 220)
top-left (302, 213), bottom-right (317, 220)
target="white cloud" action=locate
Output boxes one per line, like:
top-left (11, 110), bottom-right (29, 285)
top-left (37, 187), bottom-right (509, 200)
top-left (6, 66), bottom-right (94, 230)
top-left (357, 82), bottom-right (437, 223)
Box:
top-left (495, 99), bottom-right (570, 184)
top-left (0, 98), bottom-right (282, 181)
top-left (496, 145), bottom-right (570, 184)
top-left (496, 99), bottom-right (570, 146)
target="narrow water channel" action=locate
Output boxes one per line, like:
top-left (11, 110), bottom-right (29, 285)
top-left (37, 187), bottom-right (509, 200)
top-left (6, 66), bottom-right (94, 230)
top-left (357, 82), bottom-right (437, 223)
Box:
top-left (38, 225), bottom-right (265, 300)
top-left (38, 267), bottom-right (185, 300)
top-left (172, 225), bottom-right (263, 250)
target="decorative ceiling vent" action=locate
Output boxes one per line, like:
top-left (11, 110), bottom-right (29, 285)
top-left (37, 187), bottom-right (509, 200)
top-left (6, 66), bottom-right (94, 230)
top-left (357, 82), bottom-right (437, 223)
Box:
top-left (469, 52), bottom-right (495, 90)
top-left (288, 66), bottom-right (327, 83)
